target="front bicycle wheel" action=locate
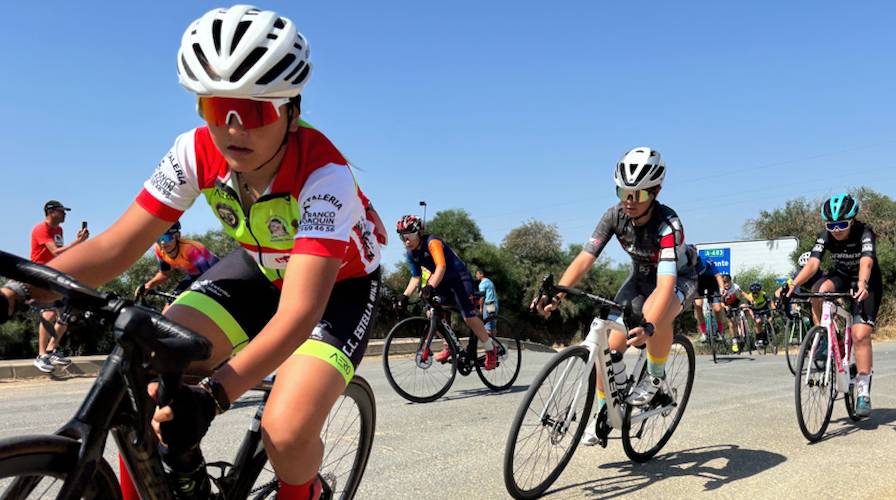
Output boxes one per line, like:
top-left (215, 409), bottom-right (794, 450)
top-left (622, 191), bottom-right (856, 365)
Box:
top-left (0, 435), bottom-right (120, 499)
top-left (794, 326), bottom-right (836, 442)
top-left (383, 317), bottom-right (457, 403)
top-left (785, 318), bottom-right (802, 375)
top-left (475, 316), bottom-right (523, 391)
top-left (503, 345), bottom-right (595, 499)
top-left (233, 377), bottom-right (377, 499)
top-left (622, 334), bottom-right (696, 462)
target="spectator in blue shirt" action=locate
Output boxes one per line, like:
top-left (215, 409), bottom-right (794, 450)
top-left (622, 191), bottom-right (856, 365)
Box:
top-left (476, 269), bottom-right (499, 332)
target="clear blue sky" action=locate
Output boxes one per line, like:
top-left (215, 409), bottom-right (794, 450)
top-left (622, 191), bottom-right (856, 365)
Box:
top-left (3, 1), bottom-right (894, 271)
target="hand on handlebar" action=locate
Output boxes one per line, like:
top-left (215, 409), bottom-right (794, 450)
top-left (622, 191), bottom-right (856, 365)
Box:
top-left (531, 294), bottom-right (561, 318)
top-left (625, 322), bottom-right (654, 347)
top-left (394, 294), bottom-right (409, 313)
top-left (853, 284), bottom-right (869, 302)
top-left (149, 381), bottom-right (217, 452)
top-left (134, 284), bottom-right (147, 299)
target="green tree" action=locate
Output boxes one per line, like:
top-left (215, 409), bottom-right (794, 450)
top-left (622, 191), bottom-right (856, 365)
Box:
top-left (425, 209), bottom-right (483, 257)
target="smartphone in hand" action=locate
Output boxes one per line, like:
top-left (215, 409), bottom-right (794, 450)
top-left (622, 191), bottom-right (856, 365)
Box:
top-left (81, 221), bottom-right (88, 230)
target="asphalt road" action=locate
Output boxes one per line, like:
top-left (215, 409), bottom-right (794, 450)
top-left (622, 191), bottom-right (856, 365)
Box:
top-left (2, 342), bottom-right (896, 499)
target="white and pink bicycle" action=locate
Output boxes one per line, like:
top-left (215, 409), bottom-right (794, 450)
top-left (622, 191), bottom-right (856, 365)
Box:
top-left (786, 290), bottom-right (867, 442)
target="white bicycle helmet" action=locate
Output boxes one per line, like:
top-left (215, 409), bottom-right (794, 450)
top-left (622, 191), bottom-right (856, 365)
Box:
top-left (613, 147), bottom-right (666, 190)
top-left (177, 5), bottom-right (312, 99)
top-left (798, 251), bottom-right (811, 267)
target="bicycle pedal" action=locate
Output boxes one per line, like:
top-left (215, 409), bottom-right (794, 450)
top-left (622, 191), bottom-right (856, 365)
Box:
top-left (595, 406), bottom-right (611, 448)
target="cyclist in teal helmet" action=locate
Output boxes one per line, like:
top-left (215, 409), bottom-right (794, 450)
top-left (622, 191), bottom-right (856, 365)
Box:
top-left (789, 193), bottom-right (882, 418)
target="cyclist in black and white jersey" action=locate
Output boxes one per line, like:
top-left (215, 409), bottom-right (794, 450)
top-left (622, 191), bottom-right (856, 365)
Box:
top-left (536, 147), bottom-right (697, 446)
top-left (789, 194), bottom-right (882, 417)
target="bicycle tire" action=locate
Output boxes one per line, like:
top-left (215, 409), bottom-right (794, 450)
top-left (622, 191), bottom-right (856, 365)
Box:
top-left (705, 307), bottom-right (718, 364)
top-left (475, 317), bottom-right (523, 391)
top-left (794, 326), bottom-right (836, 442)
top-left (231, 377), bottom-right (377, 500)
top-left (785, 318), bottom-right (801, 375)
top-left (622, 334), bottom-right (696, 463)
top-left (503, 345), bottom-right (595, 499)
top-left (383, 316), bottom-right (457, 403)
top-left (0, 434), bottom-right (120, 499)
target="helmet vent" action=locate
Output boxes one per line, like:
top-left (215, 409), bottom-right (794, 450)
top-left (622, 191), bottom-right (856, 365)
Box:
top-left (274, 18), bottom-right (286, 29)
top-left (650, 166), bottom-right (665, 181)
top-left (284, 59), bottom-right (305, 81)
top-left (212, 20), bottom-right (223, 55)
top-left (192, 43), bottom-right (220, 81)
top-left (180, 54), bottom-right (198, 81)
top-left (257, 54), bottom-right (296, 85)
top-left (266, 33), bottom-right (278, 40)
top-left (230, 47), bottom-right (268, 82)
top-left (292, 64), bottom-right (311, 85)
top-left (231, 20), bottom-right (252, 55)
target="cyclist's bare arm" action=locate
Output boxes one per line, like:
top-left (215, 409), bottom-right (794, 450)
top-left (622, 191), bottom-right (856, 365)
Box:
top-left (144, 270), bottom-right (172, 290)
top-left (855, 256), bottom-right (874, 301)
top-left (25, 204), bottom-right (170, 303)
top-left (214, 253), bottom-right (342, 401)
top-left (403, 276), bottom-right (421, 296)
top-left (539, 251), bottom-right (596, 315)
top-left (790, 256), bottom-right (822, 291)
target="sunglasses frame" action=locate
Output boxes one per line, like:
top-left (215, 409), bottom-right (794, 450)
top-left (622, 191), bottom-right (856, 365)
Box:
top-left (825, 220), bottom-right (852, 232)
top-left (197, 97), bottom-right (290, 129)
top-left (616, 186), bottom-right (655, 203)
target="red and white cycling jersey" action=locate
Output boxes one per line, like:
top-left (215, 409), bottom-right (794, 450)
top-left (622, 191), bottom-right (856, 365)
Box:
top-left (137, 121), bottom-right (380, 285)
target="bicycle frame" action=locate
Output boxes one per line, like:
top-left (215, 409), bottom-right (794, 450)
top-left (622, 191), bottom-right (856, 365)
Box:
top-left (540, 314), bottom-right (647, 433)
top-left (805, 300), bottom-right (854, 394)
top-left (421, 301), bottom-right (492, 374)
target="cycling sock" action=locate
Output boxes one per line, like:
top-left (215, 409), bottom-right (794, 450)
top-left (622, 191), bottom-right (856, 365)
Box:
top-left (278, 475), bottom-right (322, 500)
top-left (482, 338), bottom-right (495, 351)
top-left (699, 323), bottom-right (706, 334)
top-left (646, 352), bottom-right (667, 379)
top-left (597, 389), bottom-right (606, 410)
top-left (856, 373), bottom-right (871, 397)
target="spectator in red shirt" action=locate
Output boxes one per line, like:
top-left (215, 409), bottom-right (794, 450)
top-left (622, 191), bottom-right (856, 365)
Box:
top-left (30, 200), bottom-right (89, 372)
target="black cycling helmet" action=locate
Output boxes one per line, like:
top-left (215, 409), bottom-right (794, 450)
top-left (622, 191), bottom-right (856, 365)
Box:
top-left (749, 282), bottom-right (762, 293)
top-left (165, 221), bottom-right (182, 235)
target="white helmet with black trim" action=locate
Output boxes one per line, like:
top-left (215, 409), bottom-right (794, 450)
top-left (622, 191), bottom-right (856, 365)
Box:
top-left (177, 5), bottom-right (312, 99)
top-left (614, 147), bottom-right (666, 190)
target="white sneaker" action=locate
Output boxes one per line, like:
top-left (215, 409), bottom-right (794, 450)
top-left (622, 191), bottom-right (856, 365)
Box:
top-left (580, 414), bottom-right (599, 446)
top-left (699, 334), bottom-right (708, 342)
top-left (626, 375), bottom-right (664, 406)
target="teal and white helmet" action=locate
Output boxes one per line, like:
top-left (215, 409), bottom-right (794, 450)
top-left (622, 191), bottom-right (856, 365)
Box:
top-left (821, 194), bottom-right (859, 222)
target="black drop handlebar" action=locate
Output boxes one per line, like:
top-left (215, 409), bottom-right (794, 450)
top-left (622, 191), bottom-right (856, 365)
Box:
top-left (532, 274), bottom-right (648, 337)
top-left (0, 250), bottom-right (211, 406)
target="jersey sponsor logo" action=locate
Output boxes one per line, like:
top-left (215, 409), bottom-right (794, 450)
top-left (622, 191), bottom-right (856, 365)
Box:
top-left (215, 204), bottom-right (239, 229)
top-left (53, 234), bottom-right (63, 246)
top-left (300, 210), bottom-right (337, 233)
top-left (189, 279), bottom-right (231, 299)
top-left (303, 193), bottom-right (343, 211)
top-left (267, 216), bottom-right (291, 241)
top-left (148, 168), bottom-right (178, 199)
top-left (862, 243), bottom-right (873, 253)
top-left (343, 280), bottom-right (378, 358)
top-left (274, 255), bottom-right (291, 264)
top-left (167, 151), bottom-right (187, 186)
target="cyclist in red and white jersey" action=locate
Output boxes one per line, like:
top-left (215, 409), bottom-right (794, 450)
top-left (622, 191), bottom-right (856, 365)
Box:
top-left (2, 6), bottom-right (381, 499)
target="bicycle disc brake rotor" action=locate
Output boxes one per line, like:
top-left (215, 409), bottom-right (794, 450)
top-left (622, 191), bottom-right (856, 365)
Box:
top-left (416, 349), bottom-right (433, 369)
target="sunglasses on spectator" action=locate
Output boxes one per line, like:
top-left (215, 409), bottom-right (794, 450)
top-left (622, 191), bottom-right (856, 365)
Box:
top-left (197, 97), bottom-right (289, 129)
top-left (157, 233), bottom-right (177, 244)
top-left (825, 220), bottom-right (851, 232)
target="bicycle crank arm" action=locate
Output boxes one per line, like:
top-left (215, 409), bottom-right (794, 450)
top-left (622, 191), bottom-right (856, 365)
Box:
top-left (628, 402), bottom-right (678, 425)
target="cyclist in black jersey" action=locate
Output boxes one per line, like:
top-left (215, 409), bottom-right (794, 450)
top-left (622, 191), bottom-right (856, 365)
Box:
top-left (690, 245), bottom-right (727, 342)
top-left (536, 147), bottom-right (697, 441)
top-left (789, 194), bottom-right (882, 417)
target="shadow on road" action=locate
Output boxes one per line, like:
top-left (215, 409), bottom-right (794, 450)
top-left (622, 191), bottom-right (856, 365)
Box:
top-left (819, 407), bottom-right (896, 441)
top-left (422, 384), bottom-right (529, 403)
top-left (710, 356), bottom-right (756, 364)
top-left (547, 444), bottom-right (786, 498)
